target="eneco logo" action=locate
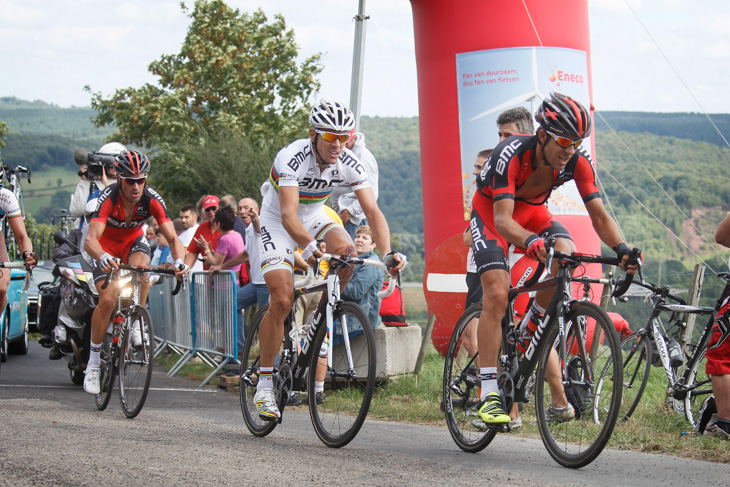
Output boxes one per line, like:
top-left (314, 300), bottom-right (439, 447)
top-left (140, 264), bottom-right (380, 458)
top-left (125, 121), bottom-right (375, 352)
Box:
top-left (549, 66), bottom-right (585, 88)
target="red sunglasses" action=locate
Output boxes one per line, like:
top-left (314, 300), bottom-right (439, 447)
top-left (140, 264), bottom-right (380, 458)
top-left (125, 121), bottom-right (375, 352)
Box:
top-left (121, 176), bottom-right (147, 186)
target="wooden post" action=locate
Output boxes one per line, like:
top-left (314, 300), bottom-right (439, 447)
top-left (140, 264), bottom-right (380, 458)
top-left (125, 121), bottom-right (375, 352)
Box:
top-left (414, 312), bottom-right (436, 375)
top-left (679, 264), bottom-right (706, 353)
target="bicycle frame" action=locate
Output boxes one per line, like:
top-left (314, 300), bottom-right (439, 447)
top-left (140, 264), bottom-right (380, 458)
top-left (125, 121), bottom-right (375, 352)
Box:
top-left (289, 254), bottom-right (396, 392)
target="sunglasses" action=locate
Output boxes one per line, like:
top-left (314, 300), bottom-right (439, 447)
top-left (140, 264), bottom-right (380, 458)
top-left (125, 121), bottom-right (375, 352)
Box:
top-left (121, 176), bottom-right (147, 186)
top-left (546, 130), bottom-right (583, 148)
top-left (205, 206), bottom-right (218, 212)
top-left (315, 130), bottom-right (350, 143)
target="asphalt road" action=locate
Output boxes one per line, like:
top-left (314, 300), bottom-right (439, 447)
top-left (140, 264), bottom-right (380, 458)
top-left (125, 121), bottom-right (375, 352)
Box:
top-left (1, 342), bottom-right (728, 486)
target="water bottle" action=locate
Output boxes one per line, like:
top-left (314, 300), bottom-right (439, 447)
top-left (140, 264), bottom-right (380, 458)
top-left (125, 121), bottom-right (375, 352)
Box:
top-left (666, 339), bottom-right (684, 368)
top-left (112, 314), bottom-right (124, 345)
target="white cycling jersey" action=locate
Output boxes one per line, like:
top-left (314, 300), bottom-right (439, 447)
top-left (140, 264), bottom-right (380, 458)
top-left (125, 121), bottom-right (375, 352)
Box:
top-left (261, 138), bottom-right (370, 220)
top-left (0, 187), bottom-right (22, 220)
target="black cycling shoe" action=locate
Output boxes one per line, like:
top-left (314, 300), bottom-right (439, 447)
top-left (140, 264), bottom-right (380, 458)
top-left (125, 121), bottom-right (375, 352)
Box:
top-left (48, 345), bottom-right (63, 360)
top-left (39, 335), bottom-right (53, 348)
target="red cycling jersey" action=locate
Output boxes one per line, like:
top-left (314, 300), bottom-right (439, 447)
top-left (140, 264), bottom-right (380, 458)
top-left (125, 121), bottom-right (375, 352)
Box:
top-left (91, 183), bottom-right (171, 259)
top-left (476, 134), bottom-right (600, 206)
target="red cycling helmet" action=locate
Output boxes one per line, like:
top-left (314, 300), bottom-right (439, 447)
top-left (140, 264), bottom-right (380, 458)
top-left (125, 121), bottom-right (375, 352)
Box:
top-left (114, 150), bottom-right (150, 177)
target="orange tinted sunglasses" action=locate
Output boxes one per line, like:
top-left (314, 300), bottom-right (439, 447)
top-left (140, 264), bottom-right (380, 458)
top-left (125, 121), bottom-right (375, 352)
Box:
top-left (546, 130), bottom-right (583, 148)
top-left (315, 130), bottom-right (350, 143)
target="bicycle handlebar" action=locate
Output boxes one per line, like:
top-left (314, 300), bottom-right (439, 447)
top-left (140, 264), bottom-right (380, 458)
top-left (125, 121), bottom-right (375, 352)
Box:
top-left (295, 253), bottom-right (400, 299)
top-left (101, 264), bottom-right (184, 295)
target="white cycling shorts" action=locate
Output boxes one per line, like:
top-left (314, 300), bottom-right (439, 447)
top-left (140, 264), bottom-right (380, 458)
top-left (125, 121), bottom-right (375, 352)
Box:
top-left (258, 204), bottom-right (338, 276)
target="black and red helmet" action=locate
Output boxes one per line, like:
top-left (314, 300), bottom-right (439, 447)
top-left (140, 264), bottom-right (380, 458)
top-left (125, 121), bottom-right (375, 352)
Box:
top-left (535, 92), bottom-right (592, 140)
top-left (114, 150), bottom-right (150, 177)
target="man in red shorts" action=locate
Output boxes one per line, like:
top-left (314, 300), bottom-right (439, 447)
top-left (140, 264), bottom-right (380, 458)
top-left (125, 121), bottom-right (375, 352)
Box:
top-left (706, 214), bottom-right (730, 439)
top-left (470, 93), bottom-right (636, 426)
top-left (82, 150), bottom-right (188, 395)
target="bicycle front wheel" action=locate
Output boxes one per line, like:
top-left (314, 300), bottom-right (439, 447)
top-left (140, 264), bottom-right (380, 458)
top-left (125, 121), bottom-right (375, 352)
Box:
top-left (684, 347), bottom-right (711, 427)
top-left (118, 307), bottom-right (155, 419)
top-left (535, 301), bottom-right (622, 468)
top-left (240, 305), bottom-right (278, 437)
top-left (443, 304), bottom-right (498, 453)
top-left (95, 333), bottom-right (116, 411)
top-left (309, 302), bottom-right (375, 448)
top-left (596, 331), bottom-right (652, 423)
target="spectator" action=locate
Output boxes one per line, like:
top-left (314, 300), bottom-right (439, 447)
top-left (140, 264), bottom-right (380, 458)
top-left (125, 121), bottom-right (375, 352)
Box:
top-left (330, 131), bottom-right (379, 240)
top-left (705, 214), bottom-right (730, 439)
top-left (496, 106), bottom-right (535, 139)
top-left (184, 195), bottom-right (220, 271)
top-left (341, 225), bottom-right (384, 328)
top-left (178, 204), bottom-right (200, 247)
top-left (220, 194), bottom-right (247, 244)
top-left (146, 218), bottom-right (158, 253)
top-left (238, 197), bottom-right (259, 246)
top-left (206, 206), bottom-right (244, 282)
top-left (70, 142), bottom-right (123, 229)
top-left (151, 228), bottom-right (172, 268)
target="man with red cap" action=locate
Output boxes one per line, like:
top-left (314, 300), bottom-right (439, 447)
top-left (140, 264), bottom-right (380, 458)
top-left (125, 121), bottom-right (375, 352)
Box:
top-left (184, 194), bottom-right (221, 270)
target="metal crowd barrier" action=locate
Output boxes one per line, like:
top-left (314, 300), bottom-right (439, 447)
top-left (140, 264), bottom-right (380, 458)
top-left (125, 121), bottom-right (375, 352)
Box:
top-left (146, 275), bottom-right (194, 370)
top-left (172, 271), bottom-right (239, 386)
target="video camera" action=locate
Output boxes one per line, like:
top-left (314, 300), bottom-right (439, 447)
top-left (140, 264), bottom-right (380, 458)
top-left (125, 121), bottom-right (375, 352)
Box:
top-left (73, 147), bottom-right (116, 181)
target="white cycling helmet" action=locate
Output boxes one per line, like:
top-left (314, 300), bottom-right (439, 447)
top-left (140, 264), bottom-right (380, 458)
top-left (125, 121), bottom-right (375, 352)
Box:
top-left (98, 142), bottom-right (127, 155)
top-left (309, 100), bottom-right (355, 134)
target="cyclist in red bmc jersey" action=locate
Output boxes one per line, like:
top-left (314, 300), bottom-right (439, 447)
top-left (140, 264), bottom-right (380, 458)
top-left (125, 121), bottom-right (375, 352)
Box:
top-left (470, 93), bottom-right (636, 426)
top-left (82, 150), bottom-right (188, 395)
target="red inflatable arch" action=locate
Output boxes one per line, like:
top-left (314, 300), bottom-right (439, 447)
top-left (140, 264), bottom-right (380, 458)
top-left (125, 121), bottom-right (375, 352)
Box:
top-left (409, 0), bottom-right (610, 353)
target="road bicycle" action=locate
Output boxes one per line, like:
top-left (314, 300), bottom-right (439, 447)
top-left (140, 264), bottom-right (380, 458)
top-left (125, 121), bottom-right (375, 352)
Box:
top-left (2, 165), bottom-right (31, 259)
top-left (0, 261), bottom-right (31, 376)
top-left (595, 271), bottom-right (730, 427)
top-left (240, 253), bottom-right (397, 448)
top-left (443, 241), bottom-right (639, 468)
top-left (95, 264), bottom-right (183, 418)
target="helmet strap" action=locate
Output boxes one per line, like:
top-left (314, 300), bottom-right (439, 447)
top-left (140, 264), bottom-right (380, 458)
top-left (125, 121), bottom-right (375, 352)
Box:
top-left (311, 134), bottom-right (334, 167)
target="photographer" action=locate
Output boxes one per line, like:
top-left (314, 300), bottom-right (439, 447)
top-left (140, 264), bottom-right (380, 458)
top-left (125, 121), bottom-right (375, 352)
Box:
top-left (70, 142), bottom-right (124, 229)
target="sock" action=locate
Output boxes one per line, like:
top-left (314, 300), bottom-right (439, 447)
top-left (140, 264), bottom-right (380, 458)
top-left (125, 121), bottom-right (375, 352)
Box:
top-left (87, 341), bottom-right (102, 368)
top-left (519, 300), bottom-right (545, 333)
top-left (257, 366), bottom-right (274, 392)
top-left (315, 381), bottom-right (324, 393)
top-left (480, 367), bottom-right (498, 398)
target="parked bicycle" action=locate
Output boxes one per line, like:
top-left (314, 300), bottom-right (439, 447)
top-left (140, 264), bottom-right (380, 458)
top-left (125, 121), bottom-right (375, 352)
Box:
top-left (2, 165), bottom-right (30, 259)
top-left (240, 253), bottom-right (398, 448)
top-left (443, 240), bottom-right (639, 468)
top-left (95, 264), bottom-right (183, 418)
top-left (595, 270), bottom-right (729, 427)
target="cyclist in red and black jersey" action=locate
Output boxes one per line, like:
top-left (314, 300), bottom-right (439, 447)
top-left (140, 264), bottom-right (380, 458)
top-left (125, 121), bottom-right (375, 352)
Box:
top-left (470, 93), bottom-right (637, 426)
top-left (82, 150), bottom-right (188, 395)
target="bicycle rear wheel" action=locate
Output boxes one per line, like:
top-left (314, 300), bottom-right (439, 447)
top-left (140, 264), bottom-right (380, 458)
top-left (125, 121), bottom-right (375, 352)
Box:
top-left (240, 305), bottom-right (279, 437)
top-left (596, 330), bottom-right (652, 423)
top-left (95, 333), bottom-right (116, 411)
top-left (309, 302), bottom-right (375, 448)
top-left (684, 347), bottom-right (711, 427)
top-left (443, 304), bottom-right (498, 453)
top-left (535, 301), bottom-right (622, 468)
top-left (118, 307), bottom-right (155, 419)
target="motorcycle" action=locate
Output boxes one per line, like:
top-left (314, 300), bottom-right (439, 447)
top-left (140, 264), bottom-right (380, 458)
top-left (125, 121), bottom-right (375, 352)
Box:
top-left (40, 231), bottom-right (98, 385)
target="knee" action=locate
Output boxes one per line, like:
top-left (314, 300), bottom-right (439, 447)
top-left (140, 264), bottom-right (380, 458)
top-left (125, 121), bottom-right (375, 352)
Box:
top-left (267, 290), bottom-right (293, 317)
top-left (481, 279), bottom-right (509, 311)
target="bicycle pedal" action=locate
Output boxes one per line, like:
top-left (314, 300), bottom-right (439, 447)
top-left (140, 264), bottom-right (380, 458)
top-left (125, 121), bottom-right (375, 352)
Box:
top-left (471, 419), bottom-right (510, 432)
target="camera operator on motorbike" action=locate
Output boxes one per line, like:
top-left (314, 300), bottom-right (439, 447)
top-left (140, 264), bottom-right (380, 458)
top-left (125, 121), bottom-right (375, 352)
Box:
top-left (70, 142), bottom-right (123, 229)
top-left (82, 150), bottom-right (188, 395)
top-left (0, 164), bottom-right (37, 318)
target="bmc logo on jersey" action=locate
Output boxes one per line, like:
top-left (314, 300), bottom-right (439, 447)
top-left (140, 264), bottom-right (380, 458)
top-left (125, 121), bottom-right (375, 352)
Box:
top-left (494, 139), bottom-right (522, 175)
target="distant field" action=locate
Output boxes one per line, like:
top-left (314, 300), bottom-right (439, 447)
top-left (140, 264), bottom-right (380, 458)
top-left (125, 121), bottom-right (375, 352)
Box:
top-left (12, 167), bottom-right (79, 218)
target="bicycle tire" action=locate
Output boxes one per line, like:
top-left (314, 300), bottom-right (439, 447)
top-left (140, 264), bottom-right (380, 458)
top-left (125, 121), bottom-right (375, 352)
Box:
top-left (442, 304), bottom-right (498, 452)
top-left (596, 331), bottom-right (652, 423)
top-left (240, 304), bottom-right (278, 437)
top-left (308, 302), bottom-right (375, 448)
top-left (535, 301), bottom-right (622, 468)
top-left (684, 347), bottom-right (711, 427)
top-left (118, 306), bottom-right (155, 419)
top-left (95, 333), bottom-right (116, 411)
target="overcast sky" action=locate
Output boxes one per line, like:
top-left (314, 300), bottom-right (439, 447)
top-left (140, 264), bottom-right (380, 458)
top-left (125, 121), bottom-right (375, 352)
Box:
top-left (2, 0), bottom-right (728, 117)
